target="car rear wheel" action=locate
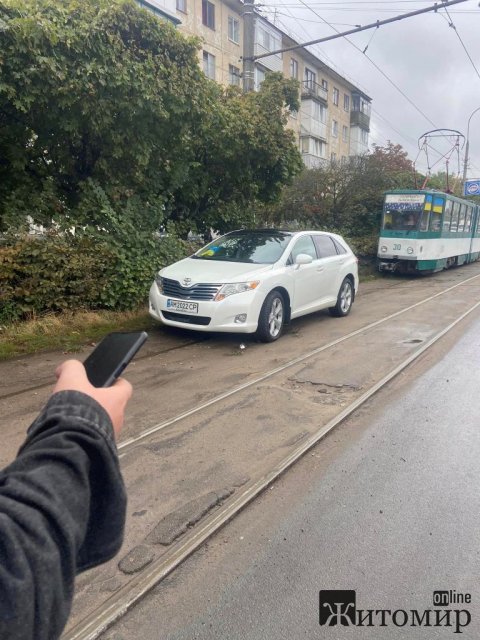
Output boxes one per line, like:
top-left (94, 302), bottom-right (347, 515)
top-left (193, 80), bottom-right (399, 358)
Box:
top-left (329, 278), bottom-right (353, 317)
top-left (256, 291), bottom-right (285, 342)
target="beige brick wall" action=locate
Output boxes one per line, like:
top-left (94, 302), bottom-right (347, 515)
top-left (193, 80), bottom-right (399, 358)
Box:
top-left (177, 0), bottom-right (244, 86)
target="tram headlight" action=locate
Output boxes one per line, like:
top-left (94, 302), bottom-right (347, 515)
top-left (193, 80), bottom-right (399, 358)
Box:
top-left (407, 247), bottom-right (414, 254)
top-left (380, 245), bottom-right (387, 253)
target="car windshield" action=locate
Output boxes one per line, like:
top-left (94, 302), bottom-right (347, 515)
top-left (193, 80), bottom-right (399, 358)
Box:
top-left (192, 232), bottom-right (291, 264)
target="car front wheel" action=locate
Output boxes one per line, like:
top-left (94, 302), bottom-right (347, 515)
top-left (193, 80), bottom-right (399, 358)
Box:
top-left (256, 291), bottom-right (285, 342)
top-left (329, 278), bottom-right (353, 317)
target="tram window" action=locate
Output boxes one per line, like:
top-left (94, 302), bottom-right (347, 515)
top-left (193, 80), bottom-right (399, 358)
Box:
top-left (465, 206), bottom-right (472, 232)
top-left (429, 211), bottom-right (442, 232)
top-left (419, 210), bottom-right (430, 231)
top-left (383, 209), bottom-right (420, 231)
top-left (458, 204), bottom-right (466, 232)
top-left (450, 202), bottom-right (460, 233)
top-left (383, 212), bottom-right (393, 229)
top-left (443, 200), bottom-right (453, 231)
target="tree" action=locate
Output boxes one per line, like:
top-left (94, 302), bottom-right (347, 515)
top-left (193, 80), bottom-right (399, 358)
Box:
top-left (168, 73), bottom-right (303, 235)
top-left (0, 0), bottom-right (303, 312)
top-left (267, 143), bottom-right (417, 236)
top-left (1, 0), bottom-right (212, 233)
top-left (0, 0), bottom-right (302, 236)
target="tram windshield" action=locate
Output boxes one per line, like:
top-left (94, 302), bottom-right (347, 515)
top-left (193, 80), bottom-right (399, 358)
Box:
top-left (382, 209), bottom-right (420, 231)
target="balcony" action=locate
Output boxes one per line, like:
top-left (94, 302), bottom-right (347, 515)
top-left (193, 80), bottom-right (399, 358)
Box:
top-left (350, 110), bottom-right (370, 130)
top-left (301, 81), bottom-right (328, 103)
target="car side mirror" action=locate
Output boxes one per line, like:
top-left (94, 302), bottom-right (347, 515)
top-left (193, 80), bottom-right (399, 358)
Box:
top-left (295, 253), bottom-right (313, 266)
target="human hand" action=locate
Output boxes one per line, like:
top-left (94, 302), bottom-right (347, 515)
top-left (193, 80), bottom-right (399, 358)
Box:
top-left (53, 360), bottom-right (132, 440)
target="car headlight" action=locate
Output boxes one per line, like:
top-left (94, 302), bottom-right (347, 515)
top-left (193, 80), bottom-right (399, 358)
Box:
top-left (380, 246), bottom-right (387, 253)
top-left (215, 281), bottom-right (260, 301)
top-left (155, 275), bottom-right (163, 293)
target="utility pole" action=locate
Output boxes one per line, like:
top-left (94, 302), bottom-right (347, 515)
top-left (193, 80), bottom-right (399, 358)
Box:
top-left (462, 106), bottom-right (480, 184)
top-left (242, 0), bottom-right (255, 92)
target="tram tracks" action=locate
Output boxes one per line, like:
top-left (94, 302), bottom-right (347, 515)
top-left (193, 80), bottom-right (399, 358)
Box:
top-left (62, 270), bottom-right (480, 640)
top-left (118, 271), bottom-right (480, 454)
top-left (0, 335), bottom-right (210, 402)
top-left (0, 276), bottom-right (450, 403)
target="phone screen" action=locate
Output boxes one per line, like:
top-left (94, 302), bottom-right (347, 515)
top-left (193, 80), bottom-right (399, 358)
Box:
top-left (83, 332), bottom-right (148, 387)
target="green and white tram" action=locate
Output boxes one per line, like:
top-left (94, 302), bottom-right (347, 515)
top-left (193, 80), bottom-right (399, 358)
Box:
top-left (377, 190), bottom-right (480, 274)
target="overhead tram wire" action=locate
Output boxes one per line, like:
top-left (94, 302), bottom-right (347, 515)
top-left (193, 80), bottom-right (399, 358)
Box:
top-left (439, 4), bottom-right (480, 82)
top-left (287, 0), bottom-right (444, 129)
top-left (260, 2), bottom-right (439, 172)
top-left (248, 0), bottom-right (469, 63)
top-left (280, 0), bottom-right (475, 164)
top-left (260, 0), bottom-right (474, 175)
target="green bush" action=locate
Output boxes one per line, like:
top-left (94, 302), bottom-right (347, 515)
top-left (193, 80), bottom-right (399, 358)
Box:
top-left (0, 231), bottom-right (193, 320)
top-left (0, 235), bottom-right (114, 316)
top-left (345, 234), bottom-right (379, 259)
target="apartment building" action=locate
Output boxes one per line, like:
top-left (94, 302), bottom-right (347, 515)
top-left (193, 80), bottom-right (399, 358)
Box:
top-left (139, 0), bottom-right (371, 165)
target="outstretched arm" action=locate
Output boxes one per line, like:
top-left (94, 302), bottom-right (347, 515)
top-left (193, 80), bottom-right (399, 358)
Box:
top-left (0, 361), bottom-right (131, 640)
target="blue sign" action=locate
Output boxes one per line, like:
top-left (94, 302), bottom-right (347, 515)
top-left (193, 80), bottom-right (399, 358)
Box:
top-left (464, 179), bottom-right (480, 196)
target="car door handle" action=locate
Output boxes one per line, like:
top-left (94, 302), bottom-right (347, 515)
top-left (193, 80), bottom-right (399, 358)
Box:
top-left (316, 266), bottom-right (325, 272)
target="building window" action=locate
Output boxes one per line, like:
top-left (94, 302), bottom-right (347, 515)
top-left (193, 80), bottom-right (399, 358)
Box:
top-left (321, 79), bottom-right (328, 91)
top-left (341, 155), bottom-right (347, 164)
top-left (229, 64), bottom-right (240, 86)
top-left (290, 58), bottom-right (298, 80)
top-left (312, 137), bottom-right (326, 158)
top-left (202, 0), bottom-right (215, 29)
top-left (331, 119), bottom-right (338, 137)
top-left (302, 137), bottom-right (326, 158)
top-left (313, 101), bottom-right (327, 123)
top-left (257, 26), bottom-right (281, 55)
top-left (353, 95), bottom-right (371, 115)
top-left (255, 65), bottom-right (266, 90)
top-left (342, 125), bottom-right (348, 142)
top-left (305, 68), bottom-right (316, 89)
top-left (332, 87), bottom-right (339, 106)
top-left (228, 16), bottom-right (239, 44)
top-left (331, 152), bottom-right (336, 162)
top-left (203, 51), bottom-right (215, 80)
top-left (344, 94), bottom-right (350, 111)
top-left (176, 0), bottom-right (187, 12)
top-left (360, 128), bottom-right (369, 145)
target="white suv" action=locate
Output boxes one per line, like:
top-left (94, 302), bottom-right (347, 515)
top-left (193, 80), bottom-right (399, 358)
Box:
top-left (149, 229), bottom-right (358, 342)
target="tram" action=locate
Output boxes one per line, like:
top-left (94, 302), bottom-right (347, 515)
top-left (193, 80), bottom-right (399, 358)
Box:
top-left (377, 190), bottom-right (480, 274)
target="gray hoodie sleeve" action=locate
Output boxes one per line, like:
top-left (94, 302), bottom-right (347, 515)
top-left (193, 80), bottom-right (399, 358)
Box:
top-left (0, 390), bottom-right (127, 640)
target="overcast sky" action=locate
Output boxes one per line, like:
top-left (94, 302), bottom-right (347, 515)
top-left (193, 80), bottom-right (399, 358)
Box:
top-left (259, 0), bottom-right (480, 183)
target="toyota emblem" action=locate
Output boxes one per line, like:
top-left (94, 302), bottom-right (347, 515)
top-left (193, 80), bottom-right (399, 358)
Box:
top-left (183, 277), bottom-right (192, 286)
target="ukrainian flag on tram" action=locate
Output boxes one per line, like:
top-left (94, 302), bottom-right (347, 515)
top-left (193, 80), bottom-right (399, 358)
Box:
top-left (424, 195), bottom-right (443, 213)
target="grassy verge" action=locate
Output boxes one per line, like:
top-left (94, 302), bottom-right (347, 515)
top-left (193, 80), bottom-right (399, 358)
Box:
top-left (358, 259), bottom-right (380, 282)
top-left (1, 260), bottom-right (382, 361)
top-left (0, 309), bottom-right (156, 361)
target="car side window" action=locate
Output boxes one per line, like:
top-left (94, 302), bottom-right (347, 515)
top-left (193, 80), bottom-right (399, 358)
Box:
top-left (290, 235), bottom-right (317, 262)
top-left (313, 235), bottom-right (337, 258)
top-left (332, 237), bottom-right (347, 254)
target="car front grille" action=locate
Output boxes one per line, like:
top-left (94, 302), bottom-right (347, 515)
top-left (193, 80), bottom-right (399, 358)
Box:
top-left (161, 277), bottom-right (221, 301)
top-left (162, 311), bottom-right (211, 326)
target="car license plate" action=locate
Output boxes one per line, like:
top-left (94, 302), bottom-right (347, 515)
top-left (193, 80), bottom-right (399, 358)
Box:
top-left (166, 299), bottom-right (199, 314)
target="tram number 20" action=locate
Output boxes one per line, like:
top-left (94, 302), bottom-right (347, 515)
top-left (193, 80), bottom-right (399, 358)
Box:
top-left (393, 243), bottom-right (401, 251)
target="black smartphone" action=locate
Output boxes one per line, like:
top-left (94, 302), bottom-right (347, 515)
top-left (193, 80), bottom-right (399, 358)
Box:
top-left (83, 331), bottom-right (148, 388)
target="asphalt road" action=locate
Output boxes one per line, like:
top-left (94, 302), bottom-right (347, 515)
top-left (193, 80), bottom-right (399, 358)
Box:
top-left (104, 309), bottom-right (480, 639)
